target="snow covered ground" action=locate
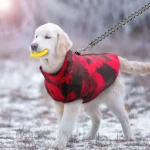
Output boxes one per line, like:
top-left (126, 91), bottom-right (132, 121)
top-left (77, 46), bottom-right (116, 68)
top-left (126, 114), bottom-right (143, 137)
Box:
top-left (0, 60), bottom-right (150, 150)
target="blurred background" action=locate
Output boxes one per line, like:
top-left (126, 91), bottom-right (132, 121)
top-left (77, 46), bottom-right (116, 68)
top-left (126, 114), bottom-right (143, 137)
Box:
top-left (0, 0), bottom-right (150, 60)
top-left (0, 0), bottom-right (150, 149)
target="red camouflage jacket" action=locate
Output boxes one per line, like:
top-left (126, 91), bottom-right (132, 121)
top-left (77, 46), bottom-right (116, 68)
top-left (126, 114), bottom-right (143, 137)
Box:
top-left (40, 50), bottom-right (120, 103)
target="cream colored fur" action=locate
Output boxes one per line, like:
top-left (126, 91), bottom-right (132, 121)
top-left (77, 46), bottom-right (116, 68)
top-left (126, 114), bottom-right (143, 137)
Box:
top-left (30, 23), bottom-right (150, 150)
top-left (119, 56), bottom-right (150, 75)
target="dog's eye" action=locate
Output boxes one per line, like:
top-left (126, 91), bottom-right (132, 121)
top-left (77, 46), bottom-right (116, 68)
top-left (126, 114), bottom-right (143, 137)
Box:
top-left (36, 36), bottom-right (38, 38)
top-left (45, 36), bottom-right (51, 39)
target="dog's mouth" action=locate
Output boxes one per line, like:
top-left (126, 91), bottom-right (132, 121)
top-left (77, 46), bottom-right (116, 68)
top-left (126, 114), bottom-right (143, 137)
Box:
top-left (30, 49), bottom-right (49, 58)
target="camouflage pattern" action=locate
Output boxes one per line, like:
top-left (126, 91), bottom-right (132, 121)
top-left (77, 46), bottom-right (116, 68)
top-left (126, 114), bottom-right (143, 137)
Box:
top-left (40, 50), bottom-right (120, 103)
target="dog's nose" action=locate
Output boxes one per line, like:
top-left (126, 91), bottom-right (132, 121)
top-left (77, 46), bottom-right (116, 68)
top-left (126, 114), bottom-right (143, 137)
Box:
top-left (31, 43), bottom-right (38, 51)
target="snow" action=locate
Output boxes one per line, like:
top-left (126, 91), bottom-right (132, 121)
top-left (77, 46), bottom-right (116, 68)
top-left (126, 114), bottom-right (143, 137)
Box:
top-left (0, 60), bottom-right (150, 150)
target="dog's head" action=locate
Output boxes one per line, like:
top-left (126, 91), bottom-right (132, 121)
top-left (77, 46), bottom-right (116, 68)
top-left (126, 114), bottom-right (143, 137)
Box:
top-left (29, 23), bottom-right (73, 59)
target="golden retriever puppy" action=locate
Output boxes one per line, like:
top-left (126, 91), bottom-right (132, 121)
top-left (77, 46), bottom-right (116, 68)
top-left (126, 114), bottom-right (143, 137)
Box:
top-left (29, 23), bottom-right (150, 149)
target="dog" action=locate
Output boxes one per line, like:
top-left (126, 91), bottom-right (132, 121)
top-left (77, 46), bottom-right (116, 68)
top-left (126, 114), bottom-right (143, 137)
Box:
top-left (29, 23), bottom-right (150, 149)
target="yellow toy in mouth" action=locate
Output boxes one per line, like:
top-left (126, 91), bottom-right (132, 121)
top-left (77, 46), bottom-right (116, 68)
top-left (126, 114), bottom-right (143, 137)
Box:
top-left (30, 49), bottom-right (49, 58)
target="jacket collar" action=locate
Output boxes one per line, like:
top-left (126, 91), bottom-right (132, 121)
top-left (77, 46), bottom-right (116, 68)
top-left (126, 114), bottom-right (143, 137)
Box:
top-left (40, 50), bottom-right (73, 84)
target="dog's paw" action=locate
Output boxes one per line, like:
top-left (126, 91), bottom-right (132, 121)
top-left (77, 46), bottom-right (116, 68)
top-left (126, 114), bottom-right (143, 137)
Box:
top-left (85, 136), bottom-right (95, 140)
top-left (125, 136), bottom-right (136, 141)
top-left (83, 133), bottom-right (96, 141)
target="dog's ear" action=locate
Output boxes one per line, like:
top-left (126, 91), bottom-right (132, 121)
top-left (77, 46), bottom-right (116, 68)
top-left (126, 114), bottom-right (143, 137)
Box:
top-left (56, 32), bottom-right (72, 57)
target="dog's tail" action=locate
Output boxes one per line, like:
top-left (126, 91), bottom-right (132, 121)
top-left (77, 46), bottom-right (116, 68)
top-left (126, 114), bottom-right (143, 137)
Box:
top-left (119, 56), bottom-right (150, 75)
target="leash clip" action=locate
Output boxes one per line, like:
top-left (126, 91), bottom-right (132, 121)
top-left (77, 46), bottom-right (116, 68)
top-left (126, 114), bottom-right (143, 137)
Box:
top-left (75, 50), bottom-right (81, 55)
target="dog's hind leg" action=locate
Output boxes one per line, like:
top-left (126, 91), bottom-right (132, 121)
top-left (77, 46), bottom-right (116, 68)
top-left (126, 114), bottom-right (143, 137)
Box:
top-left (104, 77), bottom-right (135, 141)
top-left (84, 104), bottom-right (102, 140)
top-left (106, 98), bottom-right (135, 140)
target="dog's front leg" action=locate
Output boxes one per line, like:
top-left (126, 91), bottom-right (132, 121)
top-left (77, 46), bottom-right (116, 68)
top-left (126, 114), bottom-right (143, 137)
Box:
top-left (53, 100), bottom-right (82, 150)
top-left (53, 101), bottom-right (64, 124)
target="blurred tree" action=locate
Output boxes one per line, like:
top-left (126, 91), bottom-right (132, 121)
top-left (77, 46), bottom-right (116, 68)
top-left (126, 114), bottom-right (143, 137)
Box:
top-left (0, 0), bottom-right (150, 57)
